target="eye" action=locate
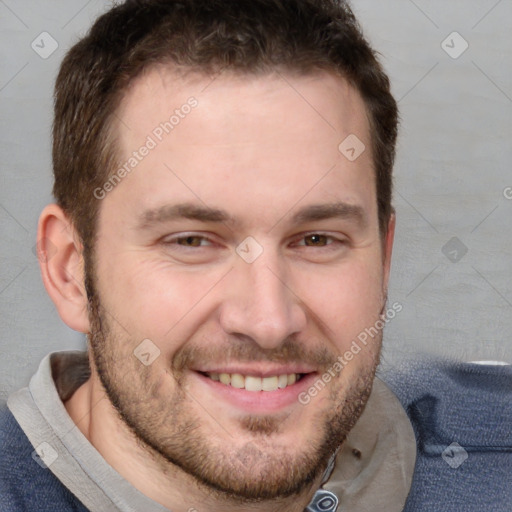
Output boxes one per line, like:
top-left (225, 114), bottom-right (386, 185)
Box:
top-left (295, 233), bottom-right (340, 247)
top-left (302, 234), bottom-right (331, 247)
top-left (174, 235), bottom-right (211, 247)
top-left (159, 233), bottom-right (222, 264)
top-left (161, 233), bottom-right (214, 248)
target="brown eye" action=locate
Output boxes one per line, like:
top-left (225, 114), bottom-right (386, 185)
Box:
top-left (304, 234), bottom-right (329, 246)
top-left (176, 236), bottom-right (205, 247)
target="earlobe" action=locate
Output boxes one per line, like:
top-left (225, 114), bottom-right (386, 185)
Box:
top-left (37, 204), bottom-right (90, 333)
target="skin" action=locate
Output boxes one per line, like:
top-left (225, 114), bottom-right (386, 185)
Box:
top-left (38, 68), bottom-right (395, 512)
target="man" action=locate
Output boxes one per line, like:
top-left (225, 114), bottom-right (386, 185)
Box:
top-left (1, 1), bottom-right (510, 511)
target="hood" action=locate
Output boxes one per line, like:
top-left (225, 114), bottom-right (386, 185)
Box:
top-left (317, 377), bottom-right (416, 511)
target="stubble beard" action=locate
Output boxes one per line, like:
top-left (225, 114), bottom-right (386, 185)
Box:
top-left (85, 272), bottom-right (380, 503)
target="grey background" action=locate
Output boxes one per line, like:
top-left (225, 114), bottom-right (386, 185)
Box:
top-left (1, 0), bottom-right (511, 400)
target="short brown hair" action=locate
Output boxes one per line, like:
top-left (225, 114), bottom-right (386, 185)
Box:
top-left (53, 0), bottom-right (398, 251)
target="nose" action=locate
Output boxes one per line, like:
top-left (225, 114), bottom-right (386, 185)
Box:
top-left (218, 251), bottom-right (307, 350)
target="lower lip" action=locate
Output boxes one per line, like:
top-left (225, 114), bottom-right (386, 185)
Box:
top-left (194, 372), bottom-right (318, 414)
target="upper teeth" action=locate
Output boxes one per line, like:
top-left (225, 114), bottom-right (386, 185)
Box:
top-left (207, 373), bottom-right (298, 392)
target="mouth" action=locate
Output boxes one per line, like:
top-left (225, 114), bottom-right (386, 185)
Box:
top-left (193, 369), bottom-right (317, 414)
top-left (201, 372), bottom-right (306, 391)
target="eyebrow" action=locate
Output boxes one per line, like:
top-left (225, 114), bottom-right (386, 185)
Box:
top-left (137, 203), bottom-right (234, 229)
top-left (290, 202), bottom-right (367, 228)
top-left (137, 201), bottom-right (367, 230)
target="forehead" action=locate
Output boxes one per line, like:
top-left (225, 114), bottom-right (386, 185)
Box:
top-left (116, 66), bottom-right (370, 145)
top-left (106, 66), bottom-right (375, 228)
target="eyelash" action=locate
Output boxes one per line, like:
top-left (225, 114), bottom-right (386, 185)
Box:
top-left (162, 232), bottom-right (346, 250)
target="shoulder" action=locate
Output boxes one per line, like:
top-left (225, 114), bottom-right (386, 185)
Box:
top-left (380, 359), bottom-right (512, 512)
top-left (0, 404), bottom-right (88, 512)
top-left (381, 358), bottom-right (512, 445)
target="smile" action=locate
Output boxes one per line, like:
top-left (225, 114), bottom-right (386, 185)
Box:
top-left (205, 372), bottom-right (304, 391)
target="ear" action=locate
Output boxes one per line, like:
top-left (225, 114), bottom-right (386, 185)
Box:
top-left (36, 204), bottom-right (90, 333)
top-left (382, 211), bottom-right (396, 293)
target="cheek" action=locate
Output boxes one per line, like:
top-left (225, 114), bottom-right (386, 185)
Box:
top-left (296, 258), bottom-right (384, 347)
top-left (95, 252), bottom-right (226, 341)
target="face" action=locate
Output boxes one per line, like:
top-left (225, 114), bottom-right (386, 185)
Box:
top-left (87, 68), bottom-right (392, 501)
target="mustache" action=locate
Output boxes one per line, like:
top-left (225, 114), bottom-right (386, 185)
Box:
top-left (171, 335), bottom-right (338, 374)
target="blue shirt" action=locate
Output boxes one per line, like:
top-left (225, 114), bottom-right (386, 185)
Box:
top-left (383, 358), bottom-right (512, 511)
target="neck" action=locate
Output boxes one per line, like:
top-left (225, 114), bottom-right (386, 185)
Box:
top-left (65, 374), bottom-right (322, 512)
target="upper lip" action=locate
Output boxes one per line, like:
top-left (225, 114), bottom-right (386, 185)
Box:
top-left (194, 364), bottom-right (317, 378)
